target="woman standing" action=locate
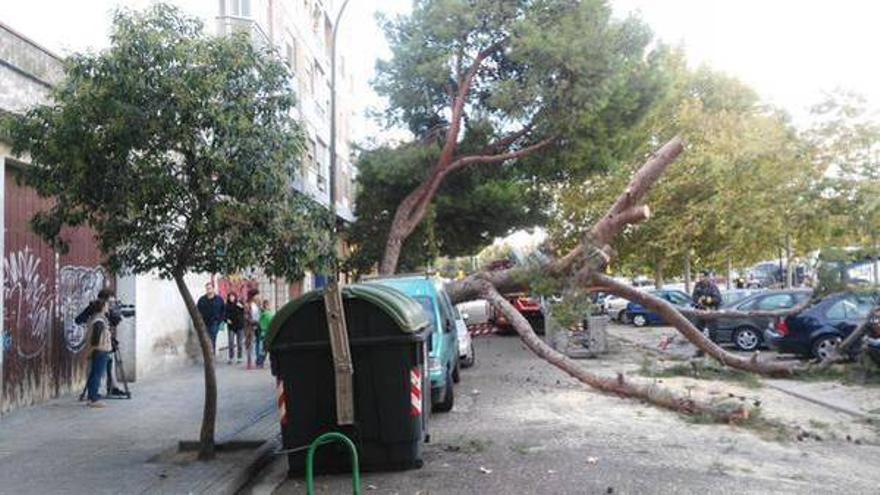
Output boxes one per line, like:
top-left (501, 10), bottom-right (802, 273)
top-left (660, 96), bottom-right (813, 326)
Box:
top-left (225, 292), bottom-right (245, 364)
top-left (245, 289), bottom-right (261, 370)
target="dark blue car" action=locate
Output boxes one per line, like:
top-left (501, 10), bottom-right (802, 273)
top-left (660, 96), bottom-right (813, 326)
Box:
top-left (626, 289), bottom-right (696, 327)
top-left (764, 292), bottom-right (878, 360)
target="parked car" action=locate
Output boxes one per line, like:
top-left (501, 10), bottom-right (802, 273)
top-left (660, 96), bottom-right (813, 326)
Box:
top-left (368, 275), bottom-right (459, 412)
top-left (719, 289), bottom-right (763, 306)
top-left (605, 294), bottom-right (632, 322)
top-left (706, 289), bottom-right (811, 351)
top-left (496, 293), bottom-right (545, 335)
top-left (453, 305), bottom-right (475, 368)
top-left (764, 292), bottom-right (878, 360)
top-left (626, 289), bottom-right (696, 327)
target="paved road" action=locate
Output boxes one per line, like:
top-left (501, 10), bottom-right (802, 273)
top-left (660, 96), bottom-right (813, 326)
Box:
top-left (265, 335), bottom-right (880, 494)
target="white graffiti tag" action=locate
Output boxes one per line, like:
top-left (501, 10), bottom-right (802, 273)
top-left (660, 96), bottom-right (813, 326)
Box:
top-left (58, 266), bottom-right (106, 352)
top-left (3, 248), bottom-right (54, 359)
top-left (59, 266), bottom-right (107, 353)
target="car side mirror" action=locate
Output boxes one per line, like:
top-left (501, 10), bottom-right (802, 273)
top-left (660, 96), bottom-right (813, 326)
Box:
top-left (445, 320), bottom-right (454, 333)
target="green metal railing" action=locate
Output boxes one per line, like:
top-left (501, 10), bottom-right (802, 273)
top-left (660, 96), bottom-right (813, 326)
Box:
top-left (305, 432), bottom-right (361, 495)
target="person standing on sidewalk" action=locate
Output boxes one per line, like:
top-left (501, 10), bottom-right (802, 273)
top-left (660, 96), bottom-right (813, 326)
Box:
top-left (197, 282), bottom-right (225, 355)
top-left (245, 289), bottom-right (261, 370)
top-left (225, 292), bottom-right (245, 364)
top-left (257, 299), bottom-right (274, 368)
top-left (85, 294), bottom-right (114, 408)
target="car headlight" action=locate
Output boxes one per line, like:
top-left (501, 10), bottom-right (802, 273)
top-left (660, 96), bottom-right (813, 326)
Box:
top-left (428, 357), bottom-right (443, 373)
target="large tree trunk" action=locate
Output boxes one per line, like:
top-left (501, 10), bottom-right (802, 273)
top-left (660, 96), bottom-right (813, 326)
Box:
top-left (173, 272), bottom-right (217, 460)
top-left (654, 256), bottom-right (664, 289)
top-left (463, 278), bottom-right (748, 422)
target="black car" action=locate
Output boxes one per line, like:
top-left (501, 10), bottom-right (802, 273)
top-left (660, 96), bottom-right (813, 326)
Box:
top-left (706, 289), bottom-right (812, 351)
top-left (764, 292), bottom-right (878, 360)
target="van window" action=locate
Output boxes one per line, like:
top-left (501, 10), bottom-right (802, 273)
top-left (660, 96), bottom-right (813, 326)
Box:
top-left (437, 290), bottom-right (456, 333)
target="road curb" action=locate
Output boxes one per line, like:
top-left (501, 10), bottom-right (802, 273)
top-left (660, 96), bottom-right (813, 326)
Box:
top-left (611, 333), bottom-right (873, 419)
top-left (207, 434), bottom-right (282, 495)
top-left (763, 382), bottom-right (869, 419)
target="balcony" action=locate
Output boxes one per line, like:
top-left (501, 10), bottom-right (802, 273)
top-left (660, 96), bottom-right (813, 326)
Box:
top-left (216, 15), bottom-right (270, 50)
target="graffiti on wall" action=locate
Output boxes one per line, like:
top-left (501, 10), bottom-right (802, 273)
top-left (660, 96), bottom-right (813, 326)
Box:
top-left (58, 266), bottom-right (107, 353)
top-left (3, 248), bottom-right (54, 359)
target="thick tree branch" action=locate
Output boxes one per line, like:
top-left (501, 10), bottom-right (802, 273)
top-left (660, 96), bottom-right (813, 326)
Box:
top-left (447, 136), bottom-right (557, 172)
top-left (477, 279), bottom-right (749, 422)
top-left (589, 273), bottom-right (804, 376)
top-left (477, 124), bottom-right (534, 156)
top-left (550, 137), bottom-right (685, 275)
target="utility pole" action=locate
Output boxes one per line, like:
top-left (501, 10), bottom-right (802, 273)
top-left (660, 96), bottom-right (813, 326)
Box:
top-left (329, 0), bottom-right (351, 218)
top-left (324, 0), bottom-right (354, 426)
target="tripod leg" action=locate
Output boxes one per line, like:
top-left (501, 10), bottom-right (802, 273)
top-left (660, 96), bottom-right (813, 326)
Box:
top-left (114, 349), bottom-right (131, 399)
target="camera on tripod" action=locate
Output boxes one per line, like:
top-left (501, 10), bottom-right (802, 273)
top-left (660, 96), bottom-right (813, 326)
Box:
top-left (107, 300), bottom-right (135, 327)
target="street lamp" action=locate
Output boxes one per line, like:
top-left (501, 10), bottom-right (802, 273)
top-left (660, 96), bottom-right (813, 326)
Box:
top-left (329, 0), bottom-right (351, 219)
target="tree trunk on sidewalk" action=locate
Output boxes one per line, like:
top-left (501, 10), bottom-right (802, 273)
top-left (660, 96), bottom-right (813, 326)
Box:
top-left (684, 253), bottom-right (692, 294)
top-left (726, 258), bottom-right (733, 290)
top-left (173, 271), bottom-right (217, 460)
top-left (785, 234), bottom-right (793, 288)
top-left (654, 256), bottom-right (664, 289)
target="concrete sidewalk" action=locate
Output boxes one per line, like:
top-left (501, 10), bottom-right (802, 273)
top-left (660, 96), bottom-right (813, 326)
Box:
top-left (0, 362), bottom-right (279, 494)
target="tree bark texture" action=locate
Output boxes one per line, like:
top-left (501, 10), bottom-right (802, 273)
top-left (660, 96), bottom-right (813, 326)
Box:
top-left (173, 272), bottom-right (218, 460)
top-left (477, 279), bottom-right (747, 422)
top-left (377, 41), bottom-right (555, 275)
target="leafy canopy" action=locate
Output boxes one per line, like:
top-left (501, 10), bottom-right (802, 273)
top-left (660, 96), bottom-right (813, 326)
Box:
top-left (551, 53), bottom-right (819, 276)
top-left (346, 143), bottom-right (544, 273)
top-left (352, 0), bottom-right (670, 271)
top-left (6, 4), bottom-right (334, 280)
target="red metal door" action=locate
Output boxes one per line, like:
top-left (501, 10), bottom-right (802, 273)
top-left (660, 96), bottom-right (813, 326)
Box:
top-left (3, 166), bottom-right (109, 413)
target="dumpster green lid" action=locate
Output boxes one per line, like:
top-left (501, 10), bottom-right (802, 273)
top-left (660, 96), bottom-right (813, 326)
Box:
top-left (266, 283), bottom-right (430, 348)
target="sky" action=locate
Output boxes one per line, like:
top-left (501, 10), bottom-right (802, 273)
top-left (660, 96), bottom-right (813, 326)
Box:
top-left (2, 0), bottom-right (879, 140)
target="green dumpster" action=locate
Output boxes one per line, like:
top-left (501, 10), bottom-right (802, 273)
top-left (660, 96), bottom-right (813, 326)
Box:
top-left (267, 283), bottom-right (431, 475)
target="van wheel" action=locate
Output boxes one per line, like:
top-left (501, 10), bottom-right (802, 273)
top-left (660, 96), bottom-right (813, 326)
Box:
top-left (452, 360), bottom-right (461, 384)
top-left (433, 373), bottom-right (454, 413)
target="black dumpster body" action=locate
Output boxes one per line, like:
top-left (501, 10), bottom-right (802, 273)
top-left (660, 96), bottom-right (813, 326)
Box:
top-left (267, 284), bottom-right (431, 475)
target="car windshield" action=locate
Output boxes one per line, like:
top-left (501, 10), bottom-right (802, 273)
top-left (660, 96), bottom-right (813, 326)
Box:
top-left (666, 291), bottom-right (691, 305)
top-left (412, 296), bottom-right (436, 323)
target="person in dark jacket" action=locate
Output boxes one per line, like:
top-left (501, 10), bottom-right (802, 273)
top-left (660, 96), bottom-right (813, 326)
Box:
top-left (197, 282), bottom-right (225, 354)
top-left (225, 292), bottom-right (245, 364)
top-left (692, 271), bottom-right (722, 310)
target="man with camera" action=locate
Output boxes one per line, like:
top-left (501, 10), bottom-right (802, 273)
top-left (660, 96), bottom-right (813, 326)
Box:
top-left (77, 289), bottom-right (129, 403)
top-left (82, 289), bottom-right (115, 407)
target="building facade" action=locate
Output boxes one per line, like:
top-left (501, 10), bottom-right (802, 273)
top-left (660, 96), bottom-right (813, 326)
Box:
top-left (0, 1), bottom-right (360, 413)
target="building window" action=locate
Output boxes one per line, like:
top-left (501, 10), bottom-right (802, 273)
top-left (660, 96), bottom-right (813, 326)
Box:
top-left (229, 0), bottom-right (252, 17)
top-left (316, 139), bottom-right (328, 192)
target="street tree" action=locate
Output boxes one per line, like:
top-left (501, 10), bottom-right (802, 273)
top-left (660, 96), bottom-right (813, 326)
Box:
top-left (551, 59), bottom-right (822, 285)
top-left (373, 0), bottom-right (667, 274)
top-left (804, 90), bottom-right (880, 251)
top-left (347, 138), bottom-right (545, 274)
top-left (5, 5), bottom-right (334, 459)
